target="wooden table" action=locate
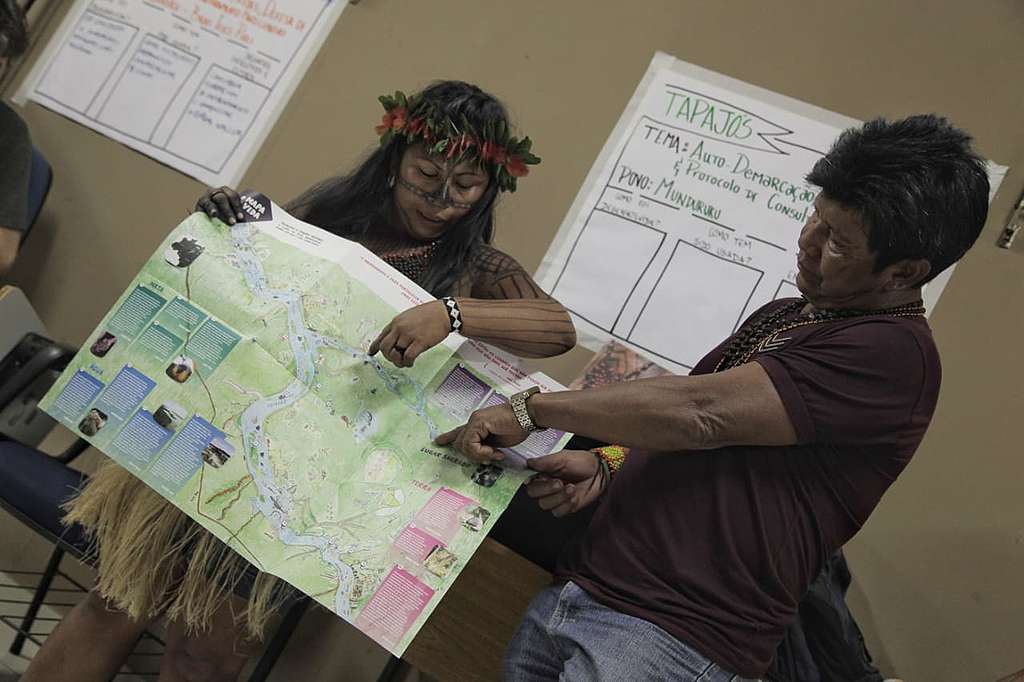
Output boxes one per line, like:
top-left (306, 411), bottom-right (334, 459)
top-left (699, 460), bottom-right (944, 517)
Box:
top-left (403, 538), bottom-right (552, 681)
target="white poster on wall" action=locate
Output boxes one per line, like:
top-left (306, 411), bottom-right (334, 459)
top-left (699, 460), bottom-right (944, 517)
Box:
top-left (15, 0), bottom-right (347, 186)
top-left (536, 52), bottom-right (1006, 374)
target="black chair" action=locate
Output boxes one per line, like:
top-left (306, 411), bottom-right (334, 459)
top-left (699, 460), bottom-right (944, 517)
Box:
top-left (0, 334), bottom-right (310, 680)
top-left (0, 437), bottom-right (95, 657)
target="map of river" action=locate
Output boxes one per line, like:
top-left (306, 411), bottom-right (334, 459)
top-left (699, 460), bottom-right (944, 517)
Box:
top-left (40, 194), bottom-right (569, 655)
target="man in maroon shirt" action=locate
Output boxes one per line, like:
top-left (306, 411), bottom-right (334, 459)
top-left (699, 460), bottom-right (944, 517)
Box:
top-left (437, 115), bottom-right (990, 681)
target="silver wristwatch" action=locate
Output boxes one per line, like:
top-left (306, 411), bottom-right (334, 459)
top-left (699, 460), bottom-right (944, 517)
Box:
top-left (509, 386), bottom-right (542, 433)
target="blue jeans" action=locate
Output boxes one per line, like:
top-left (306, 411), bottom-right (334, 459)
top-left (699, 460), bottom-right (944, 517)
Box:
top-left (505, 581), bottom-right (761, 682)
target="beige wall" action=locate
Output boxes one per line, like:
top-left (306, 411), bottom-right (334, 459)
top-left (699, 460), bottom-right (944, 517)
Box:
top-left (5, 1), bottom-right (1023, 680)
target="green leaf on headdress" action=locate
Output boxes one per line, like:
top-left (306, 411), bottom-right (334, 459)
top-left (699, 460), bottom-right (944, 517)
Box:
top-left (493, 166), bottom-right (509, 192)
top-left (397, 91), bottom-right (408, 109)
top-left (464, 115), bottom-right (481, 143)
top-left (433, 139), bottom-right (449, 154)
top-left (379, 129), bottom-right (393, 146)
top-left (522, 152), bottom-right (541, 164)
top-left (378, 95), bottom-right (392, 109)
top-left (520, 137), bottom-right (533, 153)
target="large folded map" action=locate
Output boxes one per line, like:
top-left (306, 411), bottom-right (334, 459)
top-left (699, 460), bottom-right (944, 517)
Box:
top-left (39, 193), bottom-right (569, 655)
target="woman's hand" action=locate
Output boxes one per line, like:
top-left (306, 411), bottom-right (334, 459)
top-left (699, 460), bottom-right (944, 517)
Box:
top-left (525, 450), bottom-right (606, 517)
top-left (196, 186), bottom-right (245, 225)
top-left (369, 300), bottom-right (451, 368)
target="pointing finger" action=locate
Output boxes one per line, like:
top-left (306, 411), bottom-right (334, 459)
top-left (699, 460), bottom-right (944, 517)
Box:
top-left (435, 427), bottom-right (461, 446)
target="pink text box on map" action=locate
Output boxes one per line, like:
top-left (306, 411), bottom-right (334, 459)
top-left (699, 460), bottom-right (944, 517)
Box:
top-left (354, 567), bottom-right (435, 649)
top-left (414, 487), bottom-right (477, 543)
top-left (393, 524), bottom-right (443, 563)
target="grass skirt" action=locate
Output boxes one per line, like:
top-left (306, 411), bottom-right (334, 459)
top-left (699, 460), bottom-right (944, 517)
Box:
top-left (63, 461), bottom-right (289, 639)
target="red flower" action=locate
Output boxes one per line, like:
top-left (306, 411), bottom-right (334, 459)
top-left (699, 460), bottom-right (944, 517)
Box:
top-left (505, 155), bottom-right (529, 177)
top-left (390, 107), bottom-right (407, 132)
top-left (375, 111), bottom-right (395, 136)
top-left (376, 108), bottom-right (408, 136)
top-left (479, 141), bottom-right (508, 165)
top-left (408, 118), bottom-right (425, 136)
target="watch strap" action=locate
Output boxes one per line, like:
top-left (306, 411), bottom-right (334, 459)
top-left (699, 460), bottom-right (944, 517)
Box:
top-left (510, 386), bottom-right (541, 433)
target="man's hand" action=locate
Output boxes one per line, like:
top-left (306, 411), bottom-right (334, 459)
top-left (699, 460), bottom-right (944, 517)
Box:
top-left (434, 403), bottom-right (528, 463)
top-left (369, 300), bottom-right (450, 368)
top-left (526, 450), bottom-right (605, 517)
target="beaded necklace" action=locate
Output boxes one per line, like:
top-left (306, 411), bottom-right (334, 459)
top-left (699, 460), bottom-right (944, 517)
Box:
top-left (361, 229), bottom-right (442, 283)
top-left (713, 298), bottom-right (927, 373)
top-left (378, 241), bottom-right (439, 282)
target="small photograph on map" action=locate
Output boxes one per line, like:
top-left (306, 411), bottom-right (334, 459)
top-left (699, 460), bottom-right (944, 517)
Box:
top-left (470, 464), bottom-right (503, 488)
top-left (166, 355), bottom-right (195, 383)
top-left (202, 436), bottom-right (235, 468)
top-left (153, 401), bottom-right (187, 431)
top-left (78, 408), bottom-right (108, 436)
top-left (459, 505), bottom-right (491, 532)
top-left (424, 546), bottom-right (459, 579)
top-left (164, 235), bottom-right (205, 268)
top-left (89, 331), bottom-right (117, 358)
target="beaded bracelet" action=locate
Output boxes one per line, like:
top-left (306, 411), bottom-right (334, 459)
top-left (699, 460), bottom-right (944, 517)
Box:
top-left (441, 296), bottom-right (463, 333)
top-left (591, 444), bottom-right (628, 481)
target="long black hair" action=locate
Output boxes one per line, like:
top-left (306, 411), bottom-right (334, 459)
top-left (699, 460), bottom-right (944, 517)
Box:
top-left (288, 81), bottom-right (509, 297)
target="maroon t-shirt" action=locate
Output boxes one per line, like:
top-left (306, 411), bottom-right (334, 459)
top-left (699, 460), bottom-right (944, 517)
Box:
top-left (556, 299), bottom-right (941, 677)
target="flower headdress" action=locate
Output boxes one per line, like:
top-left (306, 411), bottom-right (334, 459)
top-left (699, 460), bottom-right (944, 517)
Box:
top-left (375, 90), bottom-right (541, 193)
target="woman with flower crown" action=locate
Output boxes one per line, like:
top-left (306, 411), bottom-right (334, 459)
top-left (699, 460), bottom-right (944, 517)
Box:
top-left (24, 80), bottom-right (576, 682)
